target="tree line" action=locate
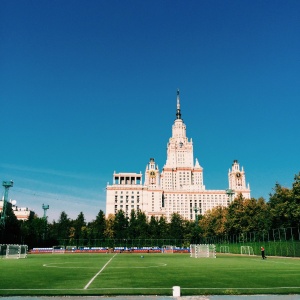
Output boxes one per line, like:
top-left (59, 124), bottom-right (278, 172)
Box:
top-left (1, 172), bottom-right (299, 249)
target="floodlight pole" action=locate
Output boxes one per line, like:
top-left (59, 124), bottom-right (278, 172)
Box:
top-left (42, 204), bottom-right (49, 219)
top-left (1, 180), bottom-right (14, 227)
top-left (42, 204), bottom-right (49, 241)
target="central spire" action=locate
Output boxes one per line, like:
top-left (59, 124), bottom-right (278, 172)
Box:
top-left (176, 89), bottom-right (181, 119)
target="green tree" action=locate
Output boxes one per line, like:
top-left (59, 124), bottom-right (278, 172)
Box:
top-left (199, 206), bottom-right (227, 240)
top-left (268, 173), bottom-right (300, 229)
top-left (55, 211), bottom-right (71, 245)
top-left (157, 216), bottom-right (168, 240)
top-left (169, 213), bottom-right (185, 241)
top-left (0, 204), bottom-right (20, 244)
top-left (148, 216), bottom-right (160, 239)
top-left (104, 214), bottom-right (115, 240)
top-left (89, 210), bottom-right (106, 240)
top-left (135, 210), bottom-right (148, 239)
top-left (268, 183), bottom-right (293, 228)
top-left (73, 212), bottom-right (86, 243)
top-left (128, 210), bottom-right (137, 240)
top-left (113, 210), bottom-right (128, 240)
top-left (225, 194), bottom-right (246, 236)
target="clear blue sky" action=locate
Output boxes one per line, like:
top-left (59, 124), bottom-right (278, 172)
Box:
top-left (1, 0), bottom-right (299, 222)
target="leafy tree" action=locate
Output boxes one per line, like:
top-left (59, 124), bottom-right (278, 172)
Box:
top-left (268, 183), bottom-right (294, 228)
top-left (157, 216), bottom-right (168, 239)
top-left (104, 214), bottom-right (115, 239)
top-left (169, 213), bottom-right (185, 240)
top-left (113, 210), bottom-right (128, 240)
top-left (135, 210), bottom-right (148, 239)
top-left (128, 210), bottom-right (137, 239)
top-left (199, 206), bottom-right (227, 239)
top-left (225, 194), bottom-right (246, 236)
top-left (185, 218), bottom-right (203, 245)
top-left (291, 172), bottom-right (300, 226)
top-left (89, 210), bottom-right (106, 240)
top-left (243, 197), bottom-right (271, 233)
top-left (0, 204), bottom-right (20, 244)
top-left (73, 212), bottom-right (86, 242)
top-left (268, 173), bottom-right (300, 229)
top-left (148, 216), bottom-right (160, 239)
top-left (55, 211), bottom-right (71, 244)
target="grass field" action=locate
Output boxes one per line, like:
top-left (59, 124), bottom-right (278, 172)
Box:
top-left (1, 253), bottom-right (300, 296)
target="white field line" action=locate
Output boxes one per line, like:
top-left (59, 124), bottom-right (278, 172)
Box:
top-left (83, 253), bottom-right (117, 290)
top-left (43, 262), bottom-right (167, 269)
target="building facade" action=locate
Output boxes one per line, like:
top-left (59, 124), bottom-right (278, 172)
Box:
top-left (0, 199), bottom-right (34, 221)
top-left (106, 90), bottom-right (251, 221)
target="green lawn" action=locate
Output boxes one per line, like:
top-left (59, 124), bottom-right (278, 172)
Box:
top-left (1, 253), bottom-right (300, 296)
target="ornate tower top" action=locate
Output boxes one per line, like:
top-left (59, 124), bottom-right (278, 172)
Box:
top-left (176, 89), bottom-right (181, 120)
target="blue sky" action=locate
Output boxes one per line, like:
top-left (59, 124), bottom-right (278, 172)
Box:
top-left (1, 0), bottom-right (299, 222)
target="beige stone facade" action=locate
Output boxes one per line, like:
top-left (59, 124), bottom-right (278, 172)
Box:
top-left (106, 91), bottom-right (251, 221)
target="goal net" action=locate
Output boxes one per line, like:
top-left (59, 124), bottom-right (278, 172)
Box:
top-left (19, 245), bottom-right (28, 258)
top-left (241, 246), bottom-right (254, 255)
top-left (220, 246), bottom-right (230, 253)
top-left (3, 245), bottom-right (28, 259)
top-left (162, 245), bottom-right (174, 253)
top-left (190, 244), bottom-right (216, 258)
top-left (52, 246), bottom-right (65, 254)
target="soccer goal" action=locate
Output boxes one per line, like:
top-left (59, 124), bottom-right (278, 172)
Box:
top-left (2, 244), bottom-right (28, 259)
top-left (190, 244), bottom-right (216, 258)
top-left (220, 245), bottom-right (230, 253)
top-left (52, 246), bottom-right (65, 254)
top-left (241, 246), bottom-right (254, 255)
top-left (162, 245), bottom-right (174, 253)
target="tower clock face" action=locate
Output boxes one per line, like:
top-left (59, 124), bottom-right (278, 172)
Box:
top-left (150, 171), bottom-right (156, 177)
top-left (236, 172), bottom-right (241, 178)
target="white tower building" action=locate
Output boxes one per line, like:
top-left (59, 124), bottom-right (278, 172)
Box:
top-left (106, 90), bottom-right (251, 220)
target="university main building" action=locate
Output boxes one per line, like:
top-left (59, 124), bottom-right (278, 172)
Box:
top-left (106, 91), bottom-right (251, 221)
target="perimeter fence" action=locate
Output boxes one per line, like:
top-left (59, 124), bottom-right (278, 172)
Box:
top-left (54, 226), bottom-right (300, 257)
top-left (204, 226), bottom-right (300, 257)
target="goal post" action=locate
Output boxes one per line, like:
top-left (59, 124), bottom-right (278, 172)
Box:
top-left (220, 245), bottom-right (230, 253)
top-left (52, 246), bottom-right (65, 254)
top-left (162, 245), bottom-right (174, 253)
top-left (3, 245), bottom-right (28, 259)
top-left (241, 246), bottom-right (254, 255)
top-left (19, 245), bottom-right (28, 258)
top-left (190, 244), bottom-right (216, 258)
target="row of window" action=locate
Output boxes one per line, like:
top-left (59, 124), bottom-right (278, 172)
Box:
top-left (115, 191), bottom-right (140, 194)
top-left (114, 204), bottom-right (140, 210)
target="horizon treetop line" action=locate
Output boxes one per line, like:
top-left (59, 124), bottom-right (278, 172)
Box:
top-left (106, 90), bottom-right (251, 221)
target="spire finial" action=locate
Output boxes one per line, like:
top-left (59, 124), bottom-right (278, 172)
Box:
top-left (176, 89), bottom-right (181, 119)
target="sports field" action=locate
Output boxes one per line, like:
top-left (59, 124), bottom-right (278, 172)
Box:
top-left (1, 253), bottom-right (300, 296)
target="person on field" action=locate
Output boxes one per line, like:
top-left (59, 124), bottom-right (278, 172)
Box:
top-left (261, 246), bottom-right (266, 259)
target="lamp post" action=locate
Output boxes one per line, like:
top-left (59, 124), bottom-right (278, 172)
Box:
top-left (226, 189), bottom-right (235, 203)
top-left (193, 207), bottom-right (199, 224)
